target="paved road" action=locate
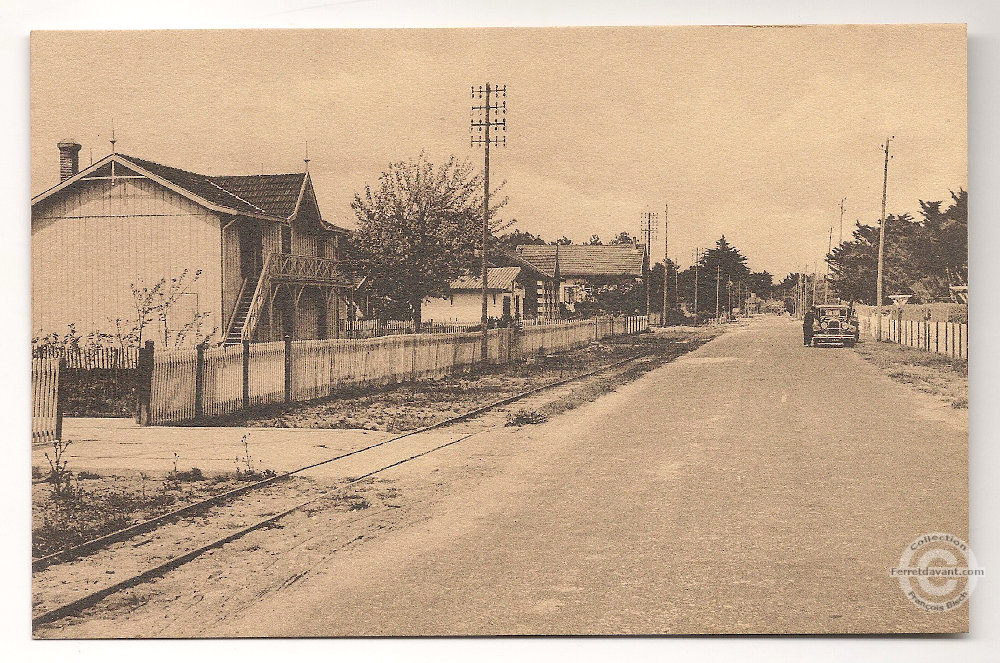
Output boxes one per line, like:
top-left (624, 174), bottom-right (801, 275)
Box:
top-left (50, 316), bottom-right (968, 636)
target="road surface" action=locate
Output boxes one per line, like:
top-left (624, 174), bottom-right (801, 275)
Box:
top-left (43, 315), bottom-right (968, 636)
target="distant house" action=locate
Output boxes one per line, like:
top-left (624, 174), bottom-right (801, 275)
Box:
top-left (422, 267), bottom-right (525, 324)
top-left (515, 244), bottom-right (645, 312)
top-left (31, 141), bottom-right (354, 346)
top-left (422, 250), bottom-right (559, 324)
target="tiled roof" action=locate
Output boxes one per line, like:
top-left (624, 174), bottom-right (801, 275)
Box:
top-left (514, 245), bottom-right (558, 276)
top-left (117, 154), bottom-right (308, 220)
top-left (450, 267), bottom-right (521, 291)
top-left (211, 174), bottom-right (306, 218)
top-left (516, 244), bottom-right (645, 277)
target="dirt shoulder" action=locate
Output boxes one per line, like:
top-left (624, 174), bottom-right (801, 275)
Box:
top-left (229, 327), bottom-right (721, 432)
top-left (853, 339), bottom-right (968, 409)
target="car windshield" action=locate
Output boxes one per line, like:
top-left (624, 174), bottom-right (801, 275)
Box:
top-left (820, 308), bottom-right (846, 318)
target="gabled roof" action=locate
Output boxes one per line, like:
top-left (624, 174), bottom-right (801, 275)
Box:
top-left (516, 244), bottom-right (644, 278)
top-left (32, 152), bottom-right (350, 232)
top-left (450, 267), bottom-right (521, 291)
top-left (489, 245), bottom-right (556, 280)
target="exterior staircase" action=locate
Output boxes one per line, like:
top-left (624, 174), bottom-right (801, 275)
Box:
top-left (224, 281), bottom-right (256, 345)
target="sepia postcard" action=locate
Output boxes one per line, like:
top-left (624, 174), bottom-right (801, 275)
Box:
top-left (29, 25), bottom-right (971, 637)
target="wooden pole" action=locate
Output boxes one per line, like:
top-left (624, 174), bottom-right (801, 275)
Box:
top-left (55, 358), bottom-right (64, 441)
top-left (242, 339), bottom-right (250, 411)
top-left (136, 340), bottom-right (155, 426)
top-left (194, 343), bottom-right (205, 419)
top-left (663, 203), bottom-right (669, 321)
top-left (284, 334), bottom-right (292, 403)
top-left (876, 137), bottom-right (893, 340)
top-left (480, 83), bottom-right (491, 361)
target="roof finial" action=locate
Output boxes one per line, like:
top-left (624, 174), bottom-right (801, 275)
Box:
top-left (303, 140), bottom-right (310, 172)
top-left (110, 118), bottom-right (117, 153)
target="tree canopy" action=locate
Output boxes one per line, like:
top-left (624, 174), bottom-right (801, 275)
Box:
top-left (350, 154), bottom-right (506, 325)
top-left (827, 189), bottom-right (967, 303)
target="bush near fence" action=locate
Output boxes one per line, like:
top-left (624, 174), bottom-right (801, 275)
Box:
top-left (142, 315), bottom-right (648, 425)
top-left (858, 314), bottom-right (968, 361)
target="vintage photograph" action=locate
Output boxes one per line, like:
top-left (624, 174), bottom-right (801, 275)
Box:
top-left (29, 25), bottom-right (970, 637)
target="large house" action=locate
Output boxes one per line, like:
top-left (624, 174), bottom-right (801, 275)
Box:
top-left (31, 141), bottom-right (354, 347)
top-left (515, 244), bottom-right (645, 312)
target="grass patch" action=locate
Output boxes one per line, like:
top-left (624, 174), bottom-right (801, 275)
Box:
top-left (505, 409), bottom-right (548, 427)
top-left (854, 340), bottom-right (968, 409)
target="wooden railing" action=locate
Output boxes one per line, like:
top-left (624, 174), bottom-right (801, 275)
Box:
top-left (270, 253), bottom-right (349, 284)
top-left (241, 254), bottom-right (274, 343)
top-left (223, 277), bottom-right (249, 342)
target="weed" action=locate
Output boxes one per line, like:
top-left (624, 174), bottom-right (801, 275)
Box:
top-left (31, 466), bottom-right (43, 480)
top-left (76, 470), bottom-right (102, 480)
top-left (952, 397), bottom-right (968, 409)
top-left (171, 467), bottom-right (205, 482)
top-left (505, 409), bottom-right (548, 427)
top-left (233, 432), bottom-right (277, 482)
top-left (43, 439), bottom-right (75, 497)
top-left (344, 494), bottom-right (370, 511)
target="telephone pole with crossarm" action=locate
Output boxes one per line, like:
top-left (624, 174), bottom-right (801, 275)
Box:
top-left (470, 83), bottom-right (506, 360)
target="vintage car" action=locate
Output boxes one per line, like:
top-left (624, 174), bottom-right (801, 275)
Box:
top-left (810, 304), bottom-right (860, 347)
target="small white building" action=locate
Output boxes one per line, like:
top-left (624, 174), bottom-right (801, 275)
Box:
top-left (422, 267), bottom-right (526, 324)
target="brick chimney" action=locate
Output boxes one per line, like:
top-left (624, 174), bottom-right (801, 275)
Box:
top-left (57, 140), bottom-right (82, 182)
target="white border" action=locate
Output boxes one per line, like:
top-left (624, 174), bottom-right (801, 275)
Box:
top-left (3, 2), bottom-right (998, 661)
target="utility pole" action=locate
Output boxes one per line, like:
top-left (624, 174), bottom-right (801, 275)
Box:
top-left (471, 83), bottom-right (507, 360)
top-left (693, 248), bottom-right (700, 317)
top-left (639, 211), bottom-right (658, 320)
top-left (838, 197), bottom-right (847, 245)
top-left (876, 136), bottom-right (893, 341)
top-left (662, 202), bottom-right (669, 321)
top-left (727, 278), bottom-right (732, 319)
top-left (715, 264), bottom-right (721, 321)
top-left (795, 271), bottom-right (801, 317)
top-left (811, 261), bottom-right (818, 307)
top-left (825, 226), bottom-right (833, 303)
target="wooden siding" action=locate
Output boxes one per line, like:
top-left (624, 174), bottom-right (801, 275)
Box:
top-left (32, 177), bottom-right (223, 343)
top-left (221, 221), bottom-right (242, 331)
top-left (291, 219), bottom-right (318, 257)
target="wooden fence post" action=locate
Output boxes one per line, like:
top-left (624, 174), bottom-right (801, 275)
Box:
top-left (194, 344), bottom-right (205, 419)
top-left (283, 334), bottom-right (292, 403)
top-left (136, 340), bottom-right (154, 426)
top-left (242, 339), bottom-right (251, 410)
top-left (54, 358), bottom-right (64, 441)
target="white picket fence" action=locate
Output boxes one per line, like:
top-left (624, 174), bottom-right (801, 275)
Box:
top-left (146, 315), bottom-right (648, 425)
top-left (859, 315), bottom-right (968, 360)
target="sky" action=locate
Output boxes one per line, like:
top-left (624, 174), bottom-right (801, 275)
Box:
top-left (30, 25), bottom-right (966, 277)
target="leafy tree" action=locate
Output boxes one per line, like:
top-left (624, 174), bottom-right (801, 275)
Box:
top-left (552, 236), bottom-right (573, 246)
top-left (498, 228), bottom-right (547, 251)
top-left (584, 234), bottom-right (602, 246)
top-left (826, 189), bottom-right (966, 304)
top-left (746, 271), bottom-right (774, 299)
top-left (350, 154), bottom-right (506, 327)
top-left (608, 231), bottom-right (637, 245)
